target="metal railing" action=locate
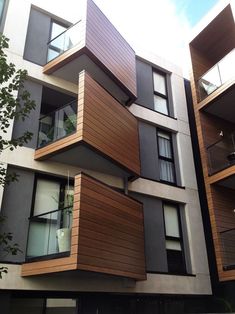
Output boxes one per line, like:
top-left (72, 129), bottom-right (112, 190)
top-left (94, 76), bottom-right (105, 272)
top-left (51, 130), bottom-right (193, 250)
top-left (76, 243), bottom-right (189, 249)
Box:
top-left (26, 206), bottom-right (73, 260)
top-left (47, 20), bottom-right (82, 62)
top-left (198, 49), bottom-right (235, 101)
top-left (37, 100), bottom-right (77, 148)
top-left (220, 228), bottom-right (235, 269)
top-left (207, 131), bottom-right (235, 174)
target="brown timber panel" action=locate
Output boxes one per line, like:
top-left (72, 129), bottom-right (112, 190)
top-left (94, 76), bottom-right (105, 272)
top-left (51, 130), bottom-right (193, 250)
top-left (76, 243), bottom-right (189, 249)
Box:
top-left (77, 173), bottom-right (146, 280)
top-left (82, 72), bottom-right (140, 175)
top-left (85, 0), bottom-right (137, 98)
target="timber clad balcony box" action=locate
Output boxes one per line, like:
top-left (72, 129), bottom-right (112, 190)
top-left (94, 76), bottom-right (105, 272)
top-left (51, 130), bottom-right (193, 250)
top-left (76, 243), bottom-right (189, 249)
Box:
top-left (43, 0), bottom-right (137, 105)
top-left (35, 70), bottom-right (141, 177)
top-left (22, 173), bottom-right (146, 280)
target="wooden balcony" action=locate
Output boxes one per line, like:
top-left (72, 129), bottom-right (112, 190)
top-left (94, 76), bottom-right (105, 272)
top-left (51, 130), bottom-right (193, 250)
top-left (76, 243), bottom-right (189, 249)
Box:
top-left (21, 173), bottom-right (146, 280)
top-left (43, 0), bottom-right (137, 105)
top-left (35, 70), bottom-right (140, 177)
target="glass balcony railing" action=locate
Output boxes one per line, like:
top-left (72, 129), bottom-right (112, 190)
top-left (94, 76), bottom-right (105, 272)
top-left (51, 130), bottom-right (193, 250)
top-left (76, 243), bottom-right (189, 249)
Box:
top-left (26, 206), bottom-right (73, 260)
top-left (220, 228), bottom-right (235, 270)
top-left (207, 132), bottom-right (235, 174)
top-left (47, 21), bottom-right (82, 63)
top-left (198, 49), bottom-right (235, 101)
top-left (37, 100), bottom-right (77, 148)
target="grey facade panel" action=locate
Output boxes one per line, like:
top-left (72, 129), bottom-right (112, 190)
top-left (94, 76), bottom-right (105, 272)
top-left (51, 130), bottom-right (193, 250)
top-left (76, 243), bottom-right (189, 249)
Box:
top-left (12, 80), bottom-right (42, 149)
top-left (23, 8), bottom-right (51, 65)
top-left (136, 59), bottom-right (154, 110)
top-left (139, 121), bottom-right (159, 181)
top-left (131, 193), bottom-right (168, 273)
top-left (0, 167), bottom-right (35, 263)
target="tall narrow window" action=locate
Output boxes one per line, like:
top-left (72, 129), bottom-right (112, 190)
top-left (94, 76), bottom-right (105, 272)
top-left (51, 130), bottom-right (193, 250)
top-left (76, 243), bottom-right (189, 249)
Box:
top-left (163, 203), bottom-right (186, 274)
top-left (153, 71), bottom-right (169, 115)
top-left (47, 21), bottom-right (67, 62)
top-left (157, 130), bottom-right (175, 183)
top-left (0, 0), bottom-right (5, 23)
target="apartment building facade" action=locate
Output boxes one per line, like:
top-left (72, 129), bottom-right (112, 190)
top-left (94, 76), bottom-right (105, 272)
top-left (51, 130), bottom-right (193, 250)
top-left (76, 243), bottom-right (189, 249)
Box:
top-left (0, 0), bottom-right (211, 313)
top-left (188, 0), bottom-right (235, 309)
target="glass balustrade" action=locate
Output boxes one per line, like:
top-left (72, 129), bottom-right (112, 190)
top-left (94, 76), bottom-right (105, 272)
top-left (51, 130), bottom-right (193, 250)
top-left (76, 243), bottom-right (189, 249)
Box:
top-left (207, 132), bottom-right (235, 174)
top-left (47, 21), bottom-right (82, 62)
top-left (26, 206), bottom-right (73, 260)
top-left (37, 100), bottom-right (77, 148)
top-left (198, 49), bottom-right (235, 100)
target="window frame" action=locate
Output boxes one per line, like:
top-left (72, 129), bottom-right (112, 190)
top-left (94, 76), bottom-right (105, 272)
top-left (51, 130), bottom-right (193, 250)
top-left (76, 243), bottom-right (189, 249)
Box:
top-left (157, 129), bottom-right (176, 185)
top-left (153, 70), bottom-right (170, 116)
top-left (163, 202), bottom-right (187, 274)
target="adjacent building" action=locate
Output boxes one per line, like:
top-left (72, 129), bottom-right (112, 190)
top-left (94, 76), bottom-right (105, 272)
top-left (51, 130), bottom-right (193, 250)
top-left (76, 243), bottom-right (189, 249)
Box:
top-left (0, 0), bottom-right (212, 313)
top-left (188, 0), bottom-right (235, 309)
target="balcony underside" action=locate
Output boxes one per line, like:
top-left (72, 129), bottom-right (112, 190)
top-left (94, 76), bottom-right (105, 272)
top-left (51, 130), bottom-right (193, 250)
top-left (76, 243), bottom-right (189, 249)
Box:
top-left (35, 70), bottom-right (141, 177)
top-left (21, 173), bottom-right (146, 280)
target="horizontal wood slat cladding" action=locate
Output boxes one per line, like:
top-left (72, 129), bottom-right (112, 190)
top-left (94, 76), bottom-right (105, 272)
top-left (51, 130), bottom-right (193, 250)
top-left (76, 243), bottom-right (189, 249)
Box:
top-left (82, 71), bottom-right (140, 174)
top-left (190, 12), bottom-right (235, 281)
top-left (85, 0), bottom-right (137, 98)
top-left (22, 173), bottom-right (146, 280)
top-left (77, 174), bottom-right (146, 279)
top-left (35, 71), bottom-right (140, 176)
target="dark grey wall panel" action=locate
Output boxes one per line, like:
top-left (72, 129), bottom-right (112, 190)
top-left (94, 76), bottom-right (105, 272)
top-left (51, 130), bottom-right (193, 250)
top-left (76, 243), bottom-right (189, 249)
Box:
top-left (172, 133), bottom-right (182, 186)
top-left (136, 59), bottom-right (154, 110)
top-left (12, 81), bottom-right (42, 149)
top-left (0, 167), bottom-right (35, 263)
top-left (23, 8), bottom-right (51, 65)
top-left (131, 193), bottom-right (168, 273)
top-left (139, 121), bottom-right (159, 181)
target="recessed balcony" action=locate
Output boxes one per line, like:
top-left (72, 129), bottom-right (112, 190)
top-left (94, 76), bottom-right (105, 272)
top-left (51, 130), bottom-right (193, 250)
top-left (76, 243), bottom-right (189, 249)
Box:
top-left (43, 0), bottom-right (137, 105)
top-left (22, 173), bottom-right (146, 280)
top-left (35, 71), bottom-right (141, 178)
top-left (198, 49), bottom-right (235, 101)
top-left (220, 228), bottom-right (235, 271)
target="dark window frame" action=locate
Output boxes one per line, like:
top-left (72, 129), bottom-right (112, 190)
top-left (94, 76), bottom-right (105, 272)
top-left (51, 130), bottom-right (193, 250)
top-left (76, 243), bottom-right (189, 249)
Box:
top-left (153, 70), bottom-right (170, 116)
top-left (157, 129), bottom-right (176, 185)
top-left (162, 202), bottom-right (187, 274)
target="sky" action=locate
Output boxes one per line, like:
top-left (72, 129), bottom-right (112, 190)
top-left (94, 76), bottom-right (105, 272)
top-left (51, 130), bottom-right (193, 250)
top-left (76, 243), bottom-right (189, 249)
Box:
top-left (91, 0), bottom-right (220, 75)
top-left (34, 0), bottom-right (222, 76)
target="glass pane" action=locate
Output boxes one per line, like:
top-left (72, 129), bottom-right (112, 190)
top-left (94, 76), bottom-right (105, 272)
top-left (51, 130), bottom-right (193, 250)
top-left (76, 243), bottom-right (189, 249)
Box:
top-left (158, 133), bottom-right (172, 158)
top-left (166, 240), bottom-right (181, 251)
top-left (154, 95), bottom-right (168, 115)
top-left (51, 23), bottom-right (67, 39)
top-left (46, 299), bottom-right (77, 314)
top-left (160, 159), bottom-right (175, 183)
top-left (199, 65), bottom-right (220, 97)
top-left (38, 101), bottom-right (77, 147)
top-left (164, 204), bottom-right (180, 237)
top-left (34, 179), bottom-right (61, 215)
top-left (219, 50), bottom-right (235, 84)
top-left (47, 48), bottom-right (60, 62)
top-left (0, 0), bottom-right (5, 19)
top-left (153, 72), bottom-right (166, 95)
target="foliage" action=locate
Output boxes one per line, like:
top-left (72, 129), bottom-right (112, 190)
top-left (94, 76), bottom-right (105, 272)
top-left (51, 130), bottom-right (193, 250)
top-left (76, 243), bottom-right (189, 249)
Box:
top-left (0, 34), bottom-right (35, 278)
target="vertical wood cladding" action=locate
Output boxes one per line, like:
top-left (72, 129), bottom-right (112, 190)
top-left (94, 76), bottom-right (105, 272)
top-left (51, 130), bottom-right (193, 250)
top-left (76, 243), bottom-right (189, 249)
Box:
top-left (189, 5), bottom-right (235, 282)
top-left (85, 0), bottom-right (137, 98)
top-left (35, 71), bottom-right (140, 176)
top-left (22, 173), bottom-right (146, 280)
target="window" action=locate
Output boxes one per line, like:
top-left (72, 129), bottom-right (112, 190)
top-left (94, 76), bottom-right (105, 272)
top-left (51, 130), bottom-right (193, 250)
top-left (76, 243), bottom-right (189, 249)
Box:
top-left (163, 203), bottom-right (186, 273)
top-left (0, 0), bottom-right (5, 22)
top-left (157, 130), bottom-right (175, 183)
top-left (153, 71), bottom-right (169, 115)
top-left (47, 21), bottom-right (67, 62)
